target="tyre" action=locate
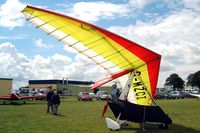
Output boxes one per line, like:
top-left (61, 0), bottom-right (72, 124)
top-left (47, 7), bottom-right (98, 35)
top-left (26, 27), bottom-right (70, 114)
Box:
top-left (159, 123), bottom-right (168, 129)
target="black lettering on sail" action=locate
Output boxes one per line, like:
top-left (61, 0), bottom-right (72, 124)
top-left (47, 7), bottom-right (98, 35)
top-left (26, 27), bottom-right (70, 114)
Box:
top-left (132, 82), bottom-right (142, 88)
top-left (131, 71), bottom-right (147, 100)
top-left (136, 92), bottom-right (145, 96)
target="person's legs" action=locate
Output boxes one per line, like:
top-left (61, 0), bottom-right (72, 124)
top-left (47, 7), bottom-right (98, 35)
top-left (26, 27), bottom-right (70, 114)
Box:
top-left (50, 103), bottom-right (53, 113)
top-left (53, 104), bottom-right (58, 115)
top-left (47, 101), bottom-right (51, 113)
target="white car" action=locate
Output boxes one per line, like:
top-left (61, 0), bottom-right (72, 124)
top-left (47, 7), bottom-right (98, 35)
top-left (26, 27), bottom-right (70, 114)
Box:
top-left (96, 91), bottom-right (111, 100)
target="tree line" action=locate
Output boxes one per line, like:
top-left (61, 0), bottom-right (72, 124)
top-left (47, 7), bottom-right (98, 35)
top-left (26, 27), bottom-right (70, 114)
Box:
top-left (164, 71), bottom-right (200, 91)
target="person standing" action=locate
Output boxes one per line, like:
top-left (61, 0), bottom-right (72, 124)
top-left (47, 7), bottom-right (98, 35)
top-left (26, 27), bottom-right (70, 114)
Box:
top-left (51, 91), bottom-right (60, 115)
top-left (46, 88), bottom-right (54, 113)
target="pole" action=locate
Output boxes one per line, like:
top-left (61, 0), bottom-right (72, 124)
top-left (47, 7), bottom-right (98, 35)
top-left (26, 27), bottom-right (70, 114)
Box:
top-left (142, 106), bottom-right (146, 131)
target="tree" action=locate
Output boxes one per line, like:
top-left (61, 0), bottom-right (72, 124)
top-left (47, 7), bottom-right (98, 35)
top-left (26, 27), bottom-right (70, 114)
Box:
top-left (187, 71), bottom-right (200, 89)
top-left (165, 73), bottom-right (185, 91)
top-left (186, 73), bottom-right (195, 87)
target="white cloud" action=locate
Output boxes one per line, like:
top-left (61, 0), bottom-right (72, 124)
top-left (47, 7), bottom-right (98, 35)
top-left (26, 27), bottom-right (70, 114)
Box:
top-left (108, 9), bottom-right (200, 68)
top-left (62, 54), bottom-right (106, 81)
top-left (34, 38), bottom-right (53, 48)
top-left (0, 35), bottom-right (29, 40)
top-left (182, 0), bottom-right (200, 11)
top-left (51, 53), bottom-right (72, 64)
top-left (0, 0), bottom-right (26, 29)
top-left (128, 0), bottom-right (154, 8)
top-left (63, 45), bottom-right (78, 54)
top-left (60, 1), bottom-right (132, 23)
top-left (107, 8), bottom-right (200, 86)
top-left (0, 42), bottom-right (106, 89)
top-left (0, 42), bottom-right (18, 56)
top-left (0, 42), bottom-right (32, 88)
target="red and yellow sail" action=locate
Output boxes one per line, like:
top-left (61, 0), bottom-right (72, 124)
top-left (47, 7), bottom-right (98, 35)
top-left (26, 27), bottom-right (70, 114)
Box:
top-left (22, 5), bottom-right (161, 106)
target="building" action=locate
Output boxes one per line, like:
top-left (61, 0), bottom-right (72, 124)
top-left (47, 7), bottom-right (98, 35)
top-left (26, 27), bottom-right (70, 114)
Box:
top-left (0, 78), bottom-right (12, 95)
top-left (28, 79), bottom-right (112, 95)
top-left (184, 86), bottom-right (199, 93)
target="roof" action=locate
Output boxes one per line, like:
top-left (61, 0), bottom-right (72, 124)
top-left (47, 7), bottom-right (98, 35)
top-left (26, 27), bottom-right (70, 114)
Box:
top-left (29, 79), bottom-right (94, 85)
top-left (0, 78), bottom-right (13, 80)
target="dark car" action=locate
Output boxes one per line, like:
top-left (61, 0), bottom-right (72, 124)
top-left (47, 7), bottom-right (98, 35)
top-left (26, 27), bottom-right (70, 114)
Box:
top-left (77, 92), bottom-right (93, 101)
top-left (96, 91), bottom-right (111, 100)
top-left (154, 92), bottom-right (166, 99)
top-left (184, 92), bottom-right (198, 98)
top-left (167, 91), bottom-right (185, 99)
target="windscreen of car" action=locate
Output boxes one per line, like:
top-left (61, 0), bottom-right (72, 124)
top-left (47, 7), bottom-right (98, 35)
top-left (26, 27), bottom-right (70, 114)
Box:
top-left (101, 92), bottom-right (108, 95)
top-left (82, 92), bottom-right (89, 96)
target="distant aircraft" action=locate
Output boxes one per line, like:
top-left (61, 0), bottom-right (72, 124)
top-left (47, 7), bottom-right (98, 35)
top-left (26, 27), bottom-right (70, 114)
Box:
top-left (22, 5), bottom-right (172, 130)
top-left (0, 92), bottom-right (46, 105)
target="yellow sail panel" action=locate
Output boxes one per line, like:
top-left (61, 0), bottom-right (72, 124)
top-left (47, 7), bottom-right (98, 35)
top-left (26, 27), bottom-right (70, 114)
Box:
top-left (127, 66), bottom-right (151, 105)
top-left (22, 6), bottom-right (146, 72)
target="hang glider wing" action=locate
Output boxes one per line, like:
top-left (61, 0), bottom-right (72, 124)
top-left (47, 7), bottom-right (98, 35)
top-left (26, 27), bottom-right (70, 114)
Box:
top-left (22, 5), bottom-right (161, 106)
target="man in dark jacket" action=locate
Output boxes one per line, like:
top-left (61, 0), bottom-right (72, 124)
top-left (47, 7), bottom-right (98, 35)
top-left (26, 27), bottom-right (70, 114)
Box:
top-left (46, 88), bottom-right (54, 113)
top-left (51, 91), bottom-right (60, 115)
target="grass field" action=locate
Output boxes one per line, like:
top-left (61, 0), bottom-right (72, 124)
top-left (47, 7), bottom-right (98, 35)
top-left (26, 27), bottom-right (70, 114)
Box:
top-left (0, 97), bottom-right (200, 133)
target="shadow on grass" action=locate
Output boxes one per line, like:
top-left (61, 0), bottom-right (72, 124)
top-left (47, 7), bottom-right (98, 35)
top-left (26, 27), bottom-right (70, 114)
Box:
top-left (53, 114), bottom-right (66, 117)
top-left (120, 124), bottom-right (200, 133)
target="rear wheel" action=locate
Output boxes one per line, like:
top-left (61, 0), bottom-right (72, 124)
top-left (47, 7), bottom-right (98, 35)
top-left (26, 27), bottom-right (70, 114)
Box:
top-left (96, 97), bottom-right (100, 101)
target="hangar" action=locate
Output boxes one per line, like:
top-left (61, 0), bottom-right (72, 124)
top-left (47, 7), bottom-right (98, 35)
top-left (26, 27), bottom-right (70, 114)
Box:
top-left (0, 78), bottom-right (12, 95)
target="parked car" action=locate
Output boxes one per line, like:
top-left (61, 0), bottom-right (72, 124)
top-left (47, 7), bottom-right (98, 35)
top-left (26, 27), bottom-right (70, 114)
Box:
top-left (184, 92), bottom-right (198, 98)
top-left (29, 91), bottom-right (46, 100)
top-left (77, 92), bottom-right (93, 101)
top-left (35, 92), bottom-right (46, 100)
top-left (18, 88), bottom-right (30, 96)
top-left (89, 92), bottom-right (96, 98)
top-left (167, 91), bottom-right (185, 99)
top-left (154, 92), bottom-right (166, 99)
top-left (96, 91), bottom-right (111, 100)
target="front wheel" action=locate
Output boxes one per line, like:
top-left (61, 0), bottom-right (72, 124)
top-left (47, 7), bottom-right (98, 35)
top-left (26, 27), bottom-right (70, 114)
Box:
top-left (159, 123), bottom-right (168, 129)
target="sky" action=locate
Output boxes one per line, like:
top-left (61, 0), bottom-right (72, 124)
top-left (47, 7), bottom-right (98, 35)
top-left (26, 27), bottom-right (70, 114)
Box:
top-left (0, 0), bottom-right (200, 90)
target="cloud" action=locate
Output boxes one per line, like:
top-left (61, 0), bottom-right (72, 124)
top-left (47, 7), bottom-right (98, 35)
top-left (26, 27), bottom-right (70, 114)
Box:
top-left (0, 35), bottom-right (29, 40)
top-left (0, 42), bottom-right (106, 89)
top-left (107, 7), bottom-right (200, 87)
top-left (34, 38), bottom-right (53, 48)
top-left (63, 54), bottom-right (106, 81)
top-left (0, 0), bottom-right (26, 29)
top-left (108, 9), bottom-right (200, 71)
top-left (0, 42), bottom-right (32, 84)
top-left (128, 0), bottom-right (154, 8)
top-left (182, 0), bottom-right (200, 11)
top-left (51, 53), bottom-right (72, 64)
top-left (63, 45), bottom-right (78, 54)
top-left (58, 1), bottom-right (133, 23)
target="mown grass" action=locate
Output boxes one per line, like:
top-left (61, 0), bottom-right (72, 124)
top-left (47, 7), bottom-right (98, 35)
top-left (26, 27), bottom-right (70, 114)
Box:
top-left (0, 97), bottom-right (200, 133)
